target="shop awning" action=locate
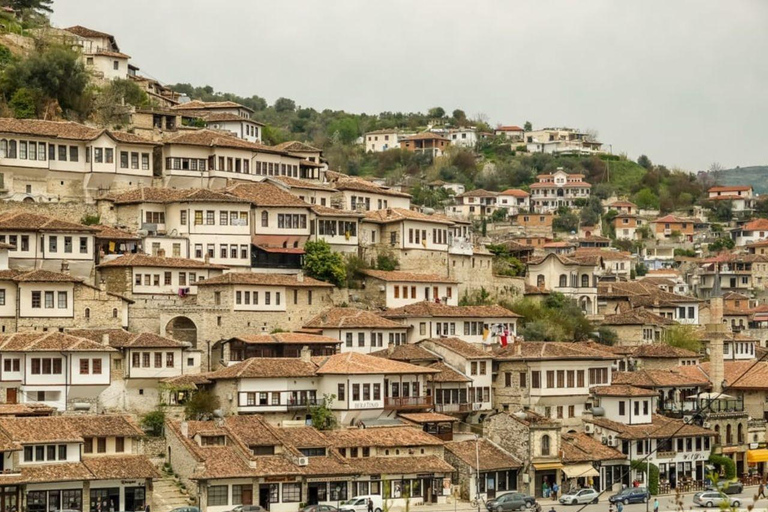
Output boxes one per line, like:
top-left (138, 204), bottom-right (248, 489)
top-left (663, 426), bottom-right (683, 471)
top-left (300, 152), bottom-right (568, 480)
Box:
top-left (533, 462), bottom-right (564, 471)
top-left (562, 464), bottom-right (599, 478)
top-left (747, 449), bottom-right (768, 464)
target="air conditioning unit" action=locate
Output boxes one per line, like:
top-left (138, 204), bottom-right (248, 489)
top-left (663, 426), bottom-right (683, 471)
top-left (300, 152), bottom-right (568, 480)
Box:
top-left (601, 437), bottom-right (607, 445)
top-left (703, 422), bottom-right (712, 429)
top-left (584, 424), bottom-right (593, 434)
top-left (472, 403), bottom-right (482, 411)
top-left (297, 457), bottom-right (309, 466)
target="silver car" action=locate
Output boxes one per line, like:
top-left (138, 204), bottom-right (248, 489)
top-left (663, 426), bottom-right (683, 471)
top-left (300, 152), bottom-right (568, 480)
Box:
top-left (559, 489), bottom-right (599, 505)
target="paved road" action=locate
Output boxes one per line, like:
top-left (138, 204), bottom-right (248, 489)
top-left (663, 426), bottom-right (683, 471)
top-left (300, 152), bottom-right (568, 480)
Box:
top-left (408, 487), bottom-right (767, 512)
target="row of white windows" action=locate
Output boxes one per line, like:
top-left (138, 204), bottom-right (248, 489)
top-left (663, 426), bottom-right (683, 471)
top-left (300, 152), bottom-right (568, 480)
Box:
top-left (135, 272), bottom-right (202, 286)
top-left (235, 290), bottom-right (279, 305)
top-left (344, 332), bottom-right (405, 348)
top-left (30, 291), bottom-right (68, 309)
top-left (0, 234), bottom-right (89, 254)
top-left (192, 244), bottom-right (249, 260)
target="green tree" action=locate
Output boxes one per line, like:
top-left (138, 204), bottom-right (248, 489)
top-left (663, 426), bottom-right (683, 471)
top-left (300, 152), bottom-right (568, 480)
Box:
top-left (140, 407), bottom-right (166, 437)
top-left (428, 106), bottom-right (445, 118)
top-left (309, 394), bottom-right (337, 430)
top-left (664, 324), bottom-right (702, 353)
top-left (596, 326), bottom-right (618, 346)
top-left (303, 240), bottom-right (346, 287)
top-left (630, 460), bottom-right (659, 495)
top-left (709, 237), bottom-right (735, 252)
top-left (8, 87), bottom-right (37, 118)
top-left (553, 212), bottom-right (579, 233)
top-left (273, 97), bottom-right (296, 112)
top-left (7, 0), bottom-right (53, 17)
top-left (326, 116), bottom-right (359, 144)
top-left (376, 248), bottom-right (399, 271)
top-left (93, 78), bottom-right (149, 126)
top-left (452, 109), bottom-right (466, 124)
top-left (632, 188), bottom-right (660, 210)
top-left (635, 262), bottom-right (648, 277)
top-left (183, 390), bottom-right (220, 420)
top-left (1, 44), bottom-right (90, 118)
top-left (637, 154), bottom-right (653, 170)
top-left (523, 121), bottom-right (532, 131)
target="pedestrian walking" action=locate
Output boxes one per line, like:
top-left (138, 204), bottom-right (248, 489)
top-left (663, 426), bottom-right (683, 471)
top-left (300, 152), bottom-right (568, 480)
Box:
top-left (551, 482), bottom-right (559, 501)
top-left (653, 498), bottom-right (659, 512)
top-left (758, 482), bottom-right (766, 499)
top-left (367, 498), bottom-right (374, 512)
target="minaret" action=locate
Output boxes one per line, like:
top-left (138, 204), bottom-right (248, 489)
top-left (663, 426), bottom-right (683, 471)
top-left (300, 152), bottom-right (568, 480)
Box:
top-left (707, 296), bottom-right (726, 393)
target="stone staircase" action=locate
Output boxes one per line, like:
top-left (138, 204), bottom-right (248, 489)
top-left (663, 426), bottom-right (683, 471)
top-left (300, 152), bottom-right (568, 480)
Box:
top-left (153, 476), bottom-right (195, 512)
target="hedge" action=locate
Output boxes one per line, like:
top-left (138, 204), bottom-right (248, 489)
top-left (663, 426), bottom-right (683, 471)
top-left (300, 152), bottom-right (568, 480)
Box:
top-left (709, 454), bottom-right (736, 480)
top-left (630, 460), bottom-right (660, 495)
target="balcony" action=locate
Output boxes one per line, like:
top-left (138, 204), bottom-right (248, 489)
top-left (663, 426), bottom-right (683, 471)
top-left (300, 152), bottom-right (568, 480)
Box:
top-left (433, 402), bottom-right (480, 414)
top-left (383, 396), bottom-right (432, 410)
top-left (286, 398), bottom-right (319, 409)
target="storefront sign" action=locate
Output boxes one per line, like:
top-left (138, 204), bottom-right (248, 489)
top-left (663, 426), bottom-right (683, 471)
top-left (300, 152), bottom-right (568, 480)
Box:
top-left (120, 481), bottom-right (139, 486)
top-left (352, 402), bottom-right (379, 409)
top-left (682, 453), bottom-right (705, 461)
top-left (264, 476), bottom-right (296, 483)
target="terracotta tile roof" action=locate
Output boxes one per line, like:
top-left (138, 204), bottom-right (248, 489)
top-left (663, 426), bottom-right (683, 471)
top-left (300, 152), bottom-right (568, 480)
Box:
top-left (590, 414), bottom-right (714, 440)
top-left (598, 281), bottom-right (701, 306)
top-left (709, 186), bottom-right (752, 193)
top-left (327, 426), bottom-right (444, 447)
top-left (561, 432), bottom-right (625, 463)
top-left (456, 189), bottom-right (499, 198)
top-left (83, 455), bottom-right (160, 480)
top-left (573, 248), bottom-right (633, 261)
top-left (363, 207), bottom-right (454, 225)
top-left (0, 416), bottom-right (83, 443)
top-left (360, 270), bottom-right (458, 284)
top-left (612, 368), bottom-right (710, 388)
top-left (65, 25), bottom-right (114, 38)
top-left (159, 373), bottom-right (212, 389)
top-left (107, 131), bottom-right (156, 145)
top-left (496, 126), bottom-right (524, 132)
top-left (427, 361), bottom-right (471, 383)
top-left (4, 462), bottom-right (95, 484)
top-left (528, 252), bottom-right (603, 267)
top-left (97, 253), bottom-right (228, 269)
top-left (223, 415), bottom-right (283, 447)
top-left (165, 129), bottom-right (281, 152)
top-left (196, 272), bottom-right (333, 287)
top-left (591, 384), bottom-right (658, 397)
top-left (0, 117), bottom-right (99, 140)
top-left (208, 357), bottom-right (318, 379)
top-left (445, 439), bottom-right (521, 471)
top-left (401, 132), bottom-right (449, 142)
top-left (608, 201), bottom-right (637, 208)
top-left (274, 426), bottom-right (329, 449)
top-left (92, 224), bottom-right (140, 240)
top-left (495, 342), bottom-right (617, 361)
top-left (272, 141), bottom-right (322, 153)
top-left (419, 337), bottom-right (491, 360)
top-left (698, 361), bottom-right (768, 390)
top-left (270, 176), bottom-right (337, 192)
top-left (65, 415), bottom-right (144, 438)
top-left (191, 446), bottom-right (262, 479)
top-left (399, 412), bottom-right (458, 424)
top-left (10, 269), bottom-right (83, 283)
top-left (601, 308), bottom-right (676, 326)
top-left (743, 218), bottom-right (768, 231)
top-left (381, 303), bottom-right (520, 323)
top-left (310, 204), bottom-right (363, 218)
top-left (200, 112), bottom-right (264, 125)
top-left (107, 187), bottom-right (250, 205)
top-left (0, 403), bottom-right (54, 417)
top-left (304, 307), bottom-right (405, 329)
top-left (0, 211), bottom-right (95, 232)
top-left (499, 189), bottom-right (530, 197)
top-left (626, 344), bottom-right (698, 359)
top-left (65, 328), bottom-right (133, 347)
top-left (173, 100), bottom-right (254, 113)
top-left (369, 344), bottom-right (441, 363)
top-left (228, 332), bottom-right (341, 345)
top-left (0, 332), bottom-right (116, 353)
top-left (114, 332), bottom-right (187, 348)
top-left (224, 182), bottom-right (311, 207)
top-left (351, 455), bottom-right (454, 474)
top-left (314, 352), bottom-right (439, 375)
top-left (325, 173), bottom-right (412, 198)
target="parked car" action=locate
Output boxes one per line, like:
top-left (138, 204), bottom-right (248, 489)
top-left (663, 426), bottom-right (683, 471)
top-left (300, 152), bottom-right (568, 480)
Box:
top-left (609, 487), bottom-right (651, 505)
top-left (559, 489), bottom-right (599, 505)
top-left (339, 495), bottom-right (383, 512)
top-left (226, 506), bottom-right (264, 512)
top-left (169, 508), bottom-right (201, 512)
top-left (706, 480), bottom-right (744, 495)
top-left (485, 492), bottom-right (537, 511)
top-left (301, 506), bottom-right (340, 512)
top-left (693, 491), bottom-right (741, 508)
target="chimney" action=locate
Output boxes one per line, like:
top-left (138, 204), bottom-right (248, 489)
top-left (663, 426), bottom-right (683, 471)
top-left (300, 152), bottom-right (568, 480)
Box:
top-left (180, 421), bottom-right (189, 438)
top-left (101, 333), bottom-right (110, 346)
top-left (296, 270), bottom-right (304, 283)
top-left (607, 284), bottom-right (613, 294)
top-left (99, 279), bottom-right (106, 292)
top-left (707, 296), bottom-right (726, 393)
top-left (300, 345), bottom-right (312, 363)
top-left (204, 252), bottom-right (210, 264)
top-left (60, 261), bottom-right (70, 275)
top-left (157, 248), bottom-right (166, 258)
top-left (387, 342), bottom-right (395, 355)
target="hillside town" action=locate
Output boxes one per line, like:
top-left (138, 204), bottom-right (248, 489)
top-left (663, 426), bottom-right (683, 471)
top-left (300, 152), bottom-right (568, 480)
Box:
top-left (0, 7), bottom-right (766, 512)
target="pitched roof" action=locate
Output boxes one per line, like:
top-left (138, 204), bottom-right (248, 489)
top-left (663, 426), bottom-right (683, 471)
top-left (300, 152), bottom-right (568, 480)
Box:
top-left (0, 118), bottom-right (155, 145)
top-left (456, 189), bottom-right (499, 198)
top-left (591, 385), bottom-right (658, 397)
top-left (97, 253), bottom-right (228, 269)
top-left (92, 224), bottom-right (141, 240)
top-left (2, 269), bottom-right (82, 283)
top-left (195, 272), bottom-right (333, 287)
top-left (561, 432), bottom-right (625, 463)
top-left (83, 455), bottom-right (160, 480)
top-left (709, 186), bottom-right (752, 193)
top-left (224, 182), bottom-right (310, 207)
top-left (369, 344), bottom-right (441, 363)
top-left (314, 352), bottom-right (439, 375)
top-left (304, 307), bottom-right (405, 329)
top-left (0, 332), bottom-right (116, 353)
top-left (495, 342), bottom-right (617, 361)
top-left (65, 25), bottom-right (114, 38)
top-left (445, 439), bottom-right (521, 470)
top-left (496, 126), bottom-right (524, 132)
top-left (270, 176), bottom-right (337, 192)
top-left (399, 412), bottom-right (458, 424)
top-left (401, 132), bottom-right (450, 142)
top-left (172, 100), bottom-right (254, 113)
top-left (363, 207), bottom-right (454, 225)
top-left (612, 368), bottom-right (710, 388)
top-left (360, 270), bottom-right (458, 284)
top-left (590, 415), bottom-right (714, 440)
top-left (698, 361), bottom-right (768, 390)
top-left (601, 308), bottom-right (676, 326)
top-left (499, 189), bottom-right (530, 197)
top-left (64, 415), bottom-right (144, 437)
top-left (427, 361), bottom-right (472, 383)
top-left (419, 337), bottom-right (491, 360)
top-left (272, 141), bottom-right (322, 153)
top-left (106, 187), bottom-right (251, 205)
top-left (381, 301), bottom-right (520, 319)
top-left (207, 358), bottom-right (318, 379)
top-left (0, 211), bottom-right (95, 232)
top-left (165, 129), bottom-right (281, 152)
top-left (227, 332), bottom-right (341, 345)
top-left (0, 416), bottom-right (83, 443)
top-left (326, 426), bottom-right (443, 447)
top-left (743, 218), bottom-right (768, 231)
top-left (325, 173), bottom-right (412, 198)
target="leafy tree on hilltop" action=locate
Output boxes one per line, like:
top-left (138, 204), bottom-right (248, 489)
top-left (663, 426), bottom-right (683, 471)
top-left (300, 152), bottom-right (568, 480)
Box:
top-left (303, 240), bottom-right (346, 287)
top-left (428, 106), bottom-right (445, 119)
top-left (274, 97), bottom-right (296, 113)
top-left (7, 0), bottom-right (53, 18)
top-left (637, 154), bottom-right (653, 170)
top-left (523, 121), bottom-right (532, 131)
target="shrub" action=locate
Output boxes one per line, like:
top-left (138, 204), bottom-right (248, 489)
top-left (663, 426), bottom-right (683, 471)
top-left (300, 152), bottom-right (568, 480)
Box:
top-left (183, 390), bottom-right (220, 420)
top-left (709, 454), bottom-right (736, 480)
top-left (141, 408), bottom-right (166, 437)
top-left (303, 240), bottom-right (346, 287)
top-left (630, 460), bottom-right (659, 495)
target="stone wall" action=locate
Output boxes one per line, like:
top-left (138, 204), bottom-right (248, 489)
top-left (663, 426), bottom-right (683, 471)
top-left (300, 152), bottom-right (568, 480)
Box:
top-left (0, 198), bottom-right (98, 220)
top-left (165, 423), bottom-right (202, 501)
top-left (493, 361), bottom-right (530, 412)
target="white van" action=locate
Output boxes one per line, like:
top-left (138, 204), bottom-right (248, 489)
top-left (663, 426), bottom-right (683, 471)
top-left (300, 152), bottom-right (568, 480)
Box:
top-left (339, 495), bottom-right (383, 512)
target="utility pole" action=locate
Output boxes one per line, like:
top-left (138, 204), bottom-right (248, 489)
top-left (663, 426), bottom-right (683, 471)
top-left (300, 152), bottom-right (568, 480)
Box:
top-left (646, 434), bottom-right (651, 512)
top-left (476, 434), bottom-right (481, 512)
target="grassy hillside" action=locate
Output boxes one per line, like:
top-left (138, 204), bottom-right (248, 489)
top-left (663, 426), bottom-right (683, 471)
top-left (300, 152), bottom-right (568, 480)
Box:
top-left (719, 166), bottom-right (768, 194)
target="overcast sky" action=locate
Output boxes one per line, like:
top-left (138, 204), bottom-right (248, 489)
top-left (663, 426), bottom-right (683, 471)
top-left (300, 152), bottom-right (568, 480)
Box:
top-left (52, 0), bottom-right (767, 171)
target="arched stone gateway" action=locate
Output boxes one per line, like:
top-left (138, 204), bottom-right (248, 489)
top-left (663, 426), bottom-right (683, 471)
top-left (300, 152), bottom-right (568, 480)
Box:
top-left (165, 316), bottom-right (197, 348)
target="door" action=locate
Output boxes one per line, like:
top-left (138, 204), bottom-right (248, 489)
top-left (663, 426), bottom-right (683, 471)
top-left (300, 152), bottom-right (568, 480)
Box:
top-left (6, 389), bottom-right (16, 405)
top-left (259, 485), bottom-right (271, 510)
top-left (242, 488), bottom-right (253, 506)
top-left (308, 485), bottom-right (319, 506)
